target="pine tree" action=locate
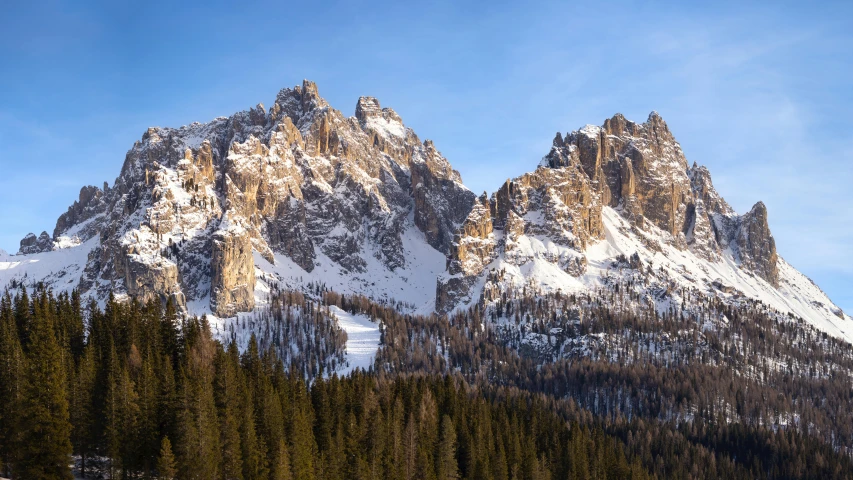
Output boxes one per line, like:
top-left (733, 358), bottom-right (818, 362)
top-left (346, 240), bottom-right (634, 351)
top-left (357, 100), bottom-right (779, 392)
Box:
top-left (157, 436), bottom-right (177, 480)
top-left (0, 292), bottom-right (24, 476)
top-left (289, 401), bottom-right (316, 480)
top-left (271, 439), bottom-right (293, 480)
top-left (14, 296), bottom-right (73, 479)
top-left (70, 343), bottom-right (96, 477)
top-left (437, 415), bottom-right (459, 480)
top-left (215, 347), bottom-right (243, 480)
top-left (239, 388), bottom-right (267, 480)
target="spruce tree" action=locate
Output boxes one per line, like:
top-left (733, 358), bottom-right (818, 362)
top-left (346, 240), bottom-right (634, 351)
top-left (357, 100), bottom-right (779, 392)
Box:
top-left (14, 296), bottom-right (73, 479)
top-left (437, 415), bottom-right (459, 480)
top-left (0, 292), bottom-right (24, 476)
top-left (70, 343), bottom-right (96, 477)
top-left (271, 439), bottom-right (293, 480)
top-left (214, 347), bottom-right (243, 480)
top-left (157, 436), bottom-right (177, 480)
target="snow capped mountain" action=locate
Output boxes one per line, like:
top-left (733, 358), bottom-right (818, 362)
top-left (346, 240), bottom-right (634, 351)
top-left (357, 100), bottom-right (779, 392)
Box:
top-left (438, 112), bottom-right (853, 342)
top-left (1, 85), bottom-right (849, 344)
top-left (0, 80), bottom-right (475, 316)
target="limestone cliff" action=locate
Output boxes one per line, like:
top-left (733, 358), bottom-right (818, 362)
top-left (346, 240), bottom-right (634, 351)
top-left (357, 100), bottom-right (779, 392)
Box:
top-left (13, 80), bottom-right (474, 316)
top-left (438, 111), bottom-right (784, 314)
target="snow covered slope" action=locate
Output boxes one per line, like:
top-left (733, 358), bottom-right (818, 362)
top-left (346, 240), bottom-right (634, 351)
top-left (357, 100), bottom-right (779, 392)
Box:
top-left (251, 221), bottom-right (446, 315)
top-left (0, 238), bottom-right (98, 297)
top-left (329, 306), bottom-right (380, 375)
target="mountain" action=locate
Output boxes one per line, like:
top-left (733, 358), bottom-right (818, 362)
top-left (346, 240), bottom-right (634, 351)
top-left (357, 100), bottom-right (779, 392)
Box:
top-left (437, 113), bottom-right (853, 341)
top-left (1, 82), bottom-right (850, 342)
top-left (0, 80), bottom-right (475, 316)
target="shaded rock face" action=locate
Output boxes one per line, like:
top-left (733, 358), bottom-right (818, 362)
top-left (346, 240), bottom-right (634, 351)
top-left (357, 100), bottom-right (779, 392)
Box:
top-left (19, 231), bottom-right (53, 254)
top-left (735, 202), bottom-right (779, 286)
top-left (447, 195), bottom-right (495, 276)
top-left (22, 80), bottom-right (474, 316)
top-left (54, 185), bottom-right (108, 240)
top-left (412, 143), bottom-right (477, 253)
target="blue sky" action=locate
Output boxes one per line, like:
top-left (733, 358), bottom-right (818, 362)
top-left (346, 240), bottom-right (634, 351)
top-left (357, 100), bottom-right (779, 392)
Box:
top-left (1, 0), bottom-right (851, 311)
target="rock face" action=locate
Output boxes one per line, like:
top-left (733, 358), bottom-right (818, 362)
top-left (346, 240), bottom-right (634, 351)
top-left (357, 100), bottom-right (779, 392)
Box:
top-left (54, 185), bottom-right (108, 239)
top-left (211, 223), bottom-right (255, 316)
top-left (543, 113), bottom-right (690, 236)
top-left (438, 111), bottom-right (783, 312)
top-left (16, 80), bottom-right (474, 316)
top-left (437, 160), bottom-right (605, 312)
top-left (4, 92), bottom-right (849, 342)
top-left (735, 202), bottom-right (779, 286)
top-left (4, 88), bottom-right (806, 331)
top-left (19, 231), bottom-right (53, 254)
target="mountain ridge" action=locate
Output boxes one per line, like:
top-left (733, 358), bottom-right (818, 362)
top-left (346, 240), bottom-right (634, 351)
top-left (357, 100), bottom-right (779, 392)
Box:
top-left (1, 81), bottom-right (850, 342)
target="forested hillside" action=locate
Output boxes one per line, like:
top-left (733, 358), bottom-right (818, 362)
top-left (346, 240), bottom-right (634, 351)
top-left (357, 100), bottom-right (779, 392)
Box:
top-left (2, 287), bottom-right (853, 479)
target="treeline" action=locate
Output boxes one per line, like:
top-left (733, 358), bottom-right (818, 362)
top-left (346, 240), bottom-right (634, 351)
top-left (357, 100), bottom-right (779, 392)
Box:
top-left (3, 286), bottom-right (853, 479)
top-left (0, 287), bottom-right (650, 479)
top-left (326, 291), bottom-right (853, 479)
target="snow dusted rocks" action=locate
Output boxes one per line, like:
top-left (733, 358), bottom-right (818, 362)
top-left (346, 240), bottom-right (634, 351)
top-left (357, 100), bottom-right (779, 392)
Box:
top-left (1, 87), bottom-right (848, 342)
top-left (54, 185), bottom-right (108, 239)
top-left (734, 201), bottom-right (779, 286)
top-left (435, 111), bottom-right (849, 342)
top-left (8, 80), bottom-right (474, 317)
top-left (437, 161), bottom-right (604, 313)
top-left (18, 231), bottom-right (53, 254)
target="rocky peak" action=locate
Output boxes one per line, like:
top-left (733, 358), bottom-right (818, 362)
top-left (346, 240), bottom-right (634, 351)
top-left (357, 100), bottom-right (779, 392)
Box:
top-left (355, 96), bottom-right (383, 122)
top-left (688, 163), bottom-right (734, 217)
top-left (54, 184), bottom-right (107, 240)
top-left (438, 110), bottom-right (786, 314)
top-left (271, 80), bottom-right (329, 128)
top-left (546, 111), bottom-right (690, 238)
top-left (736, 201), bottom-right (779, 286)
top-left (299, 80), bottom-right (323, 111)
top-left (12, 80), bottom-right (475, 318)
top-left (19, 231), bottom-right (53, 255)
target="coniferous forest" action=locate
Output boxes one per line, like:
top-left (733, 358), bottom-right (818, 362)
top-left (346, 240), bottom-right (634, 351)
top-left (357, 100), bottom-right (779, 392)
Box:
top-left (2, 287), bottom-right (853, 479)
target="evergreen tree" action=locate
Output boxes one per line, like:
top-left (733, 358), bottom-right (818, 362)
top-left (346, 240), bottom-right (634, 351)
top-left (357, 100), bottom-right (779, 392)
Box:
top-left (270, 439), bottom-right (293, 480)
top-left (157, 436), bottom-right (177, 480)
top-left (0, 292), bottom-right (24, 476)
top-left (14, 295), bottom-right (73, 479)
top-left (70, 343), bottom-right (96, 477)
top-left (437, 415), bottom-right (459, 480)
top-left (214, 347), bottom-right (243, 480)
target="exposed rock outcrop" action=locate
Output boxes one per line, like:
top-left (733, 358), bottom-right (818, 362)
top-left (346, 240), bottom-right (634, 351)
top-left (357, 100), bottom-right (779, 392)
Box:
top-left (18, 231), bottom-right (53, 254)
top-left (447, 194), bottom-right (495, 277)
top-left (438, 111), bottom-right (782, 313)
top-left (438, 161), bottom-right (604, 313)
top-left (211, 223), bottom-right (255, 317)
top-left (735, 202), bottom-right (779, 286)
top-left (54, 185), bottom-right (107, 240)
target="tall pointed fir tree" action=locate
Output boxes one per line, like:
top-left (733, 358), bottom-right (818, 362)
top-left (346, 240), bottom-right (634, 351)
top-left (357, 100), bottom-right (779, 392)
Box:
top-left (157, 436), bottom-right (177, 480)
top-left (0, 291), bottom-right (25, 476)
top-left (14, 292), bottom-right (73, 479)
top-left (437, 415), bottom-right (459, 480)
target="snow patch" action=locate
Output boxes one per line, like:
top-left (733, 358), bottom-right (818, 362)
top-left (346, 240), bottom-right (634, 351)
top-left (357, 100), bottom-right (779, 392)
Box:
top-left (329, 306), bottom-right (380, 375)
